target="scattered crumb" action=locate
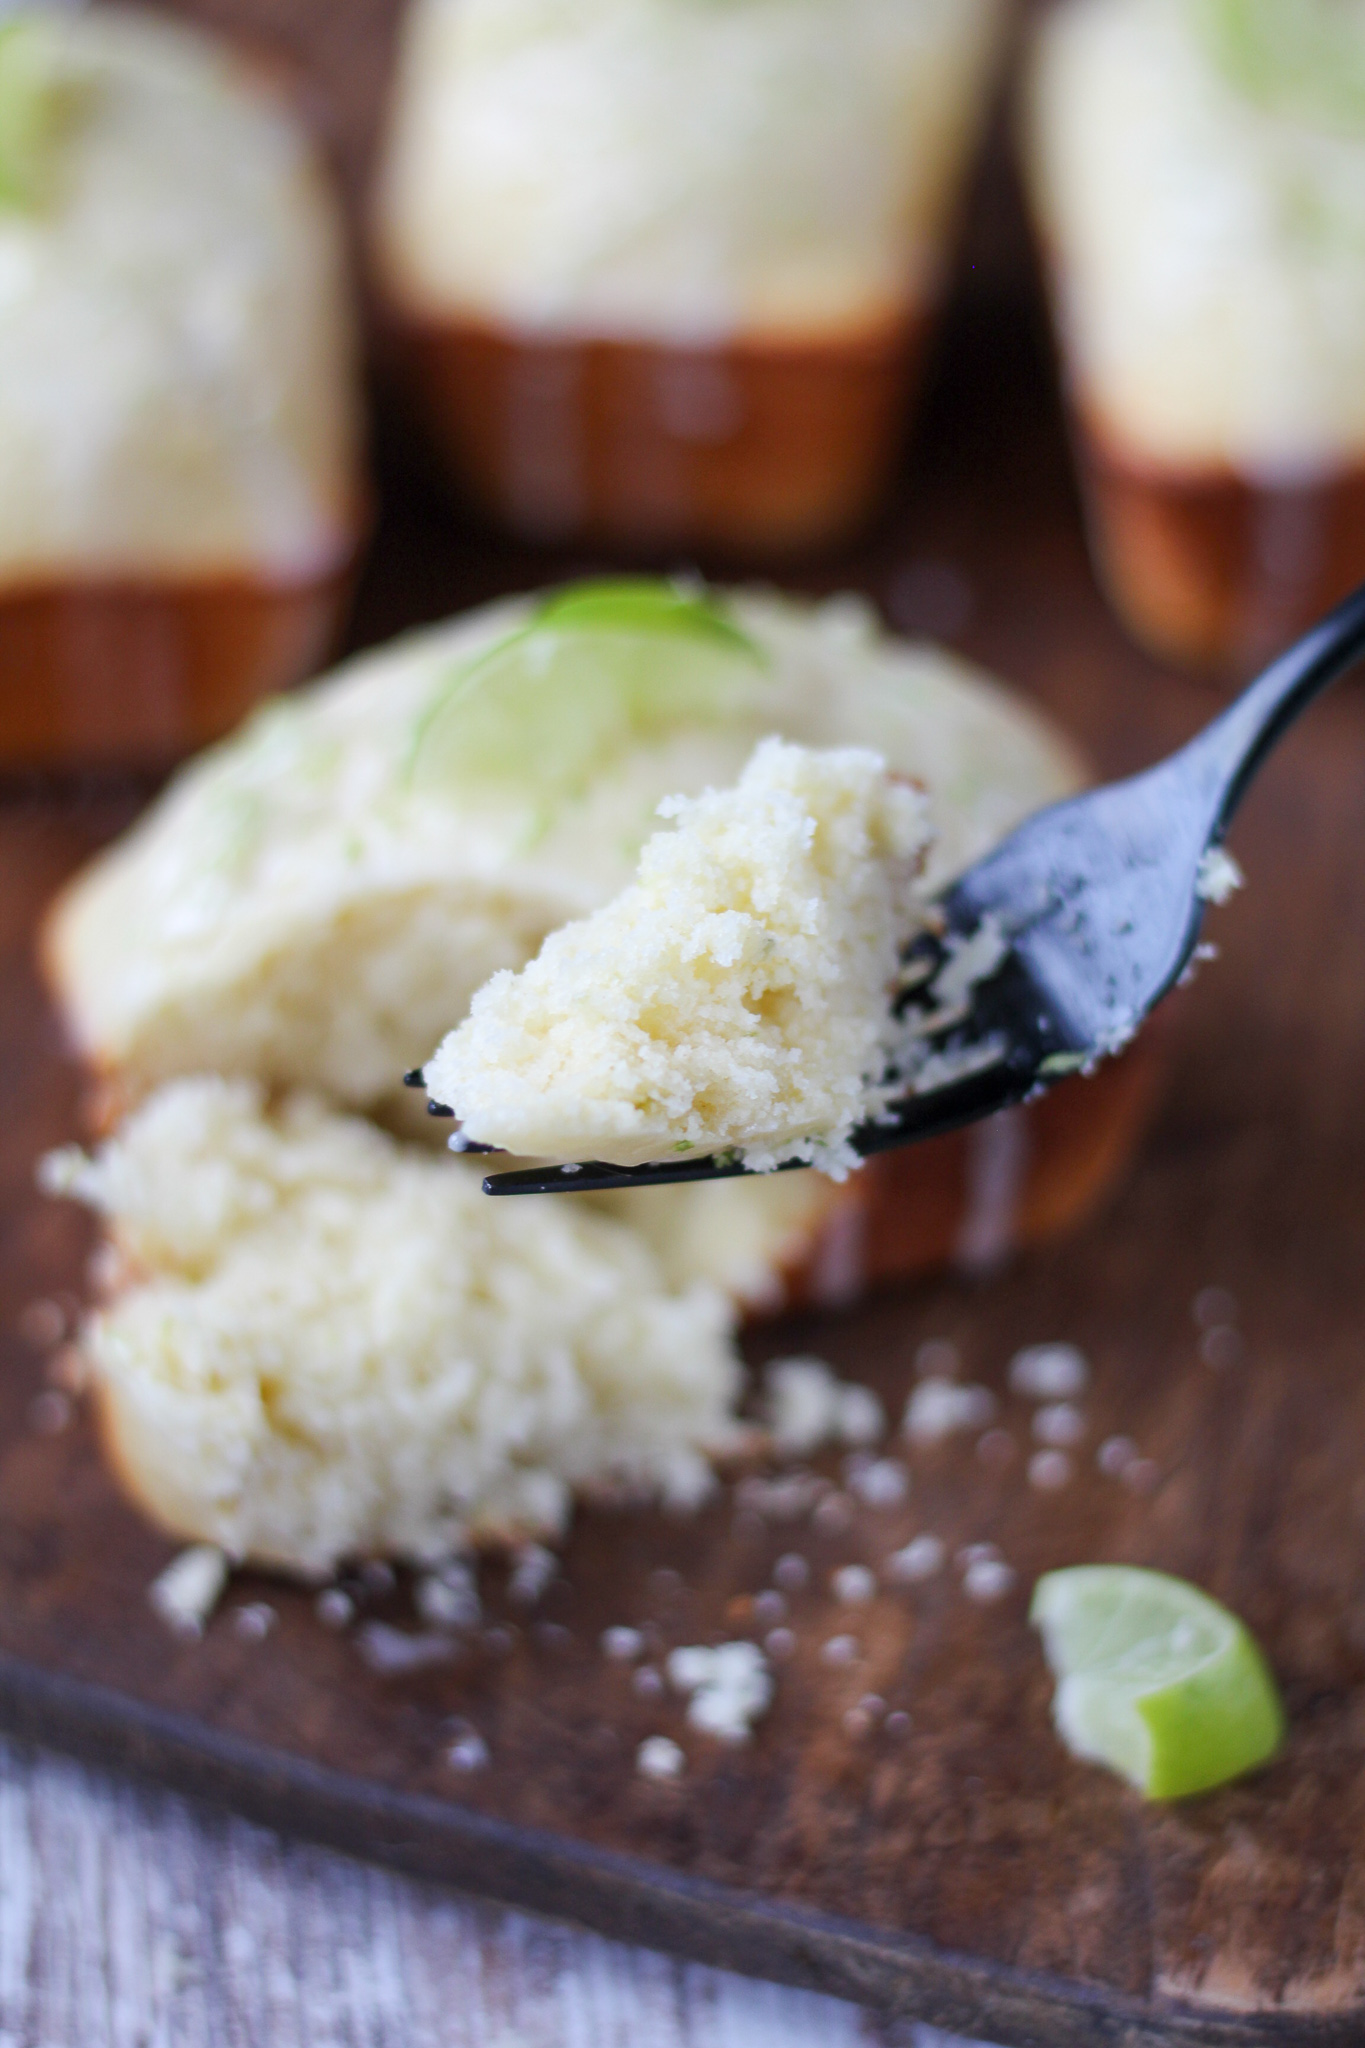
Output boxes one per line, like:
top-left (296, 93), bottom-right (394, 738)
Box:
top-left (667, 1642), bottom-right (773, 1743)
top-left (1193, 1287), bottom-right (1237, 1329)
top-left (507, 1543), bottom-right (558, 1606)
top-left (773, 1553), bottom-right (810, 1591)
top-left (843, 1705), bottom-right (877, 1738)
top-left (820, 1634), bottom-right (861, 1667)
top-left (17, 1299), bottom-right (66, 1350)
top-left (885, 1709), bottom-right (912, 1736)
top-left (149, 1545), bottom-right (229, 1640)
top-left (1097, 1435), bottom-right (1138, 1478)
top-left (763, 1356), bottom-right (885, 1457)
top-left (637, 1735), bottom-right (685, 1782)
top-left (903, 1378), bottom-right (996, 1444)
top-left (914, 1338), bottom-right (960, 1379)
top-left (812, 1491), bottom-right (854, 1534)
top-left (885, 1534), bottom-right (945, 1584)
top-left (764, 1627), bottom-right (797, 1662)
top-left (735, 1473), bottom-right (824, 1521)
top-left (28, 1390), bottom-right (71, 1435)
top-left (962, 1558), bottom-right (1016, 1604)
top-left (233, 1602), bottom-right (277, 1642)
top-left (846, 1457), bottom-right (910, 1508)
top-left (975, 1427), bottom-right (1015, 1469)
top-left (533, 1621), bottom-right (573, 1652)
top-left (831, 1565), bottom-right (877, 1605)
top-left (1032, 1402), bottom-right (1085, 1447)
top-left (956, 1542), bottom-right (1001, 1569)
top-left (416, 1566), bottom-right (480, 1630)
top-left (753, 1590), bottom-right (787, 1627)
top-left (315, 1588), bottom-right (355, 1630)
top-left (602, 1626), bottom-right (645, 1663)
top-left (1007, 1344), bottom-right (1089, 1401)
top-left (633, 1665), bottom-right (666, 1699)
top-left (1195, 847), bottom-right (1244, 905)
top-left (360, 1560), bottom-right (396, 1595)
top-left (1028, 1450), bottom-right (1073, 1492)
top-left (355, 1623), bottom-right (459, 1674)
top-left (446, 1723), bottom-right (490, 1772)
top-left (1200, 1325), bottom-right (1243, 1370)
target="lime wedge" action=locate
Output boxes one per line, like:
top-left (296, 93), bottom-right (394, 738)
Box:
top-left (1031, 1566), bottom-right (1285, 1800)
top-left (1195, 0), bottom-right (1365, 130)
top-left (0, 18), bottom-right (61, 211)
top-left (406, 579), bottom-right (768, 804)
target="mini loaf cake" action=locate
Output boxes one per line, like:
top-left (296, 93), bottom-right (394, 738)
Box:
top-left (370, 0), bottom-right (1006, 554)
top-left (0, 7), bottom-right (363, 768)
top-left (1027, 0), bottom-right (1365, 670)
top-left (44, 579), bottom-right (1161, 1312)
top-left (422, 738), bottom-right (934, 1174)
top-left (42, 1077), bottom-right (741, 1575)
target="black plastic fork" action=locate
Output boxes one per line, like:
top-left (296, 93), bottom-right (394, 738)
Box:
top-left (482, 581), bottom-right (1365, 1196)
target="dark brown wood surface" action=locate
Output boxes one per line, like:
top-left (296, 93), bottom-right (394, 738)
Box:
top-left (7, 43), bottom-right (1365, 2041)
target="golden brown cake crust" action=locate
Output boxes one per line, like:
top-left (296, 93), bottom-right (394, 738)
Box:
top-left (381, 310), bottom-right (928, 557)
top-left (0, 559), bottom-right (358, 772)
top-left (778, 1027), bottom-right (1168, 1307)
top-left (1075, 423), bottom-right (1365, 673)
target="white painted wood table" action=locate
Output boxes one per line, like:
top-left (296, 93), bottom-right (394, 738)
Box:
top-left (0, 1734), bottom-right (995, 2048)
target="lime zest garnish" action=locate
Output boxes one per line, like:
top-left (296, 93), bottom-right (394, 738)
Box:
top-left (0, 18), bottom-right (63, 211)
top-left (1194, 0), bottom-right (1365, 131)
top-left (405, 578), bottom-right (768, 806)
top-left (1031, 1565), bottom-right (1285, 1801)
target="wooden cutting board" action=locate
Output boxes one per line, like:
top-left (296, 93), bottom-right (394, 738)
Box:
top-left (6, 214), bottom-right (1365, 2048)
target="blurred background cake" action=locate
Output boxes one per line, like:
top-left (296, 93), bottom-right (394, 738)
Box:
top-left (370, 0), bottom-right (1008, 556)
top-left (1027, 0), bottom-right (1365, 672)
top-left (0, 6), bottom-right (364, 769)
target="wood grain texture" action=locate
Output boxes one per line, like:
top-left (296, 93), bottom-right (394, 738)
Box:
top-left (0, 1735), bottom-right (976, 2048)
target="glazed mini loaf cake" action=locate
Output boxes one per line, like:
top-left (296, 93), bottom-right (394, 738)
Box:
top-left (1027, 0), bottom-right (1365, 670)
top-left (44, 578), bottom-right (1159, 1310)
top-left (371, 0), bottom-right (1005, 553)
top-left (423, 738), bottom-right (934, 1174)
top-left (0, 8), bottom-right (363, 767)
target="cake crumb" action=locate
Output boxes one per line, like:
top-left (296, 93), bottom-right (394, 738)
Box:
top-left (637, 1735), bottom-right (686, 1782)
top-left (847, 1457), bottom-right (909, 1508)
top-left (820, 1634), bottom-right (861, 1667)
top-left (355, 1622), bottom-right (459, 1674)
top-left (602, 1626), bottom-right (645, 1663)
top-left (315, 1588), bottom-right (355, 1630)
top-left (962, 1558), bottom-right (1016, 1603)
top-left (233, 1602), bottom-right (276, 1642)
top-left (832, 1564), bottom-right (877, 1605)
top-left (1028, 1449), bottom-right (1073, 1492)
top-left (446, 1724), bottom-right (490, 1772)
top-left (1097, 1435), bottom-right (1138, 1477)
top-left (667, 1641), bottom-right (772, 1743)
top-left (903, 1378), bottom-right (996, 1443)
top-left (1032, 1403), bottom-right (1085, 1447)
top-left (773, 1552), bottom-right (810, 1591)
top-left (1007, 1344), bottom-right (1089, 1400)
top-left (764, 1356), bottom-right (885, 1457)
top-left (885, 1534), bottom-right (945, 1584)
top-left (149, 1545), bottom-right (228, 1640)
